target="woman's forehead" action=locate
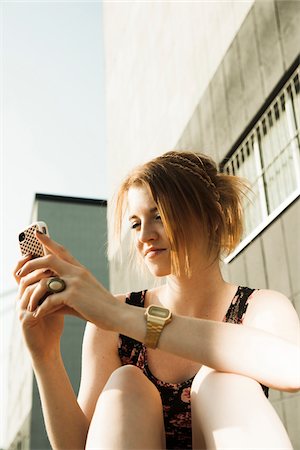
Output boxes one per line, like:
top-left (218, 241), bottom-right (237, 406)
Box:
top-left (127, 185), bottom-right (157, 212)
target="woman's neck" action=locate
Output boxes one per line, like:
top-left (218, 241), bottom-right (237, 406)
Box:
top-left (159, 261), bottom-right (236, 317)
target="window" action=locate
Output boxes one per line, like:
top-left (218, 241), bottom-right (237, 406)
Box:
top-left (222, 65), bottom-right (300, 262)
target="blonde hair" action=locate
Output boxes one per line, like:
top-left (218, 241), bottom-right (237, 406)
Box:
top-left (114, 150), bottom-right (248, 276)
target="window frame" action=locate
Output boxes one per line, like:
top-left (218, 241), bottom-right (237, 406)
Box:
top-left (222, 63), bottom-right (300, 264)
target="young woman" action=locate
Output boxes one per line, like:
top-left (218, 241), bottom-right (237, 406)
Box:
top-left (14, 151), bottom-right (300, 449)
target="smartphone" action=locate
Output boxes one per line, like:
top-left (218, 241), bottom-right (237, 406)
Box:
top-left (18, 221), bottom-right (49, 258)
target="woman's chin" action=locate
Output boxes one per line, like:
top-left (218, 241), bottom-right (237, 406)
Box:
top-left (146, 264), bottom-right (171, 278)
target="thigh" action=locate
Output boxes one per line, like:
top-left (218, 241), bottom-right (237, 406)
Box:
top-left (86, 365), bottom-right (166, 450)
top-left (191, 367), bottom-right (292, 450)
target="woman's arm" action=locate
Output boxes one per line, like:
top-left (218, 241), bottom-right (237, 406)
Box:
top-left (19, 233), bottom-right (300, 393)
top-left (117, 290), bottom-right (300, 392)
top-left (32, 353), bottom-right (89, 450)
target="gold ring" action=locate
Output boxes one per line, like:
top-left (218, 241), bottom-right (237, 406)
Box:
top-left (46, 277), bottom-right (66, 294)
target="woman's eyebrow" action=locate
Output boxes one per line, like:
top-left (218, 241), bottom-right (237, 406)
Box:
top-left (128, 207), bottom-right (158, 221)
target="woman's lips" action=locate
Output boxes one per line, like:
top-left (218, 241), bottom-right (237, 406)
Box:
top-left (145, 248), bottom-right (166, 258)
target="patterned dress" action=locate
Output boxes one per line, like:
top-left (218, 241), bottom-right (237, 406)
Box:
top-left (118, 286), bottom-right (269, 449)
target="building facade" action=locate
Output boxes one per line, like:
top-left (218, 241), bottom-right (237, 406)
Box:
top-left (2, 194), bottom-right (108, 450)
top-left (103, 1), bottom-right (300, 447)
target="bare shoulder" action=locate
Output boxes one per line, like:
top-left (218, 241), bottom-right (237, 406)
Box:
top-left (243, 288), bottom-right (300, 345)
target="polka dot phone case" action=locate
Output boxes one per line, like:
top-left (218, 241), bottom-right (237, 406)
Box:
top-left (18, 221), bottom-right (49, 258)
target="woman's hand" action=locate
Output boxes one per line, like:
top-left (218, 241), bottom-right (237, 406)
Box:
top-left (14, 253), bottom-right (65, 360)
top-left (13, 236), bottom-right (93, 360)
top-left (15, 232), bottom-right (120, 332)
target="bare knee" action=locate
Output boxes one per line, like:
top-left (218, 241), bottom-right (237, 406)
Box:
top-left (106, 364), bottom-right (142, 389)
top-left (104, 365), bottom-right (162, 404)
top-left (191, 368), bottom-right (264, 416)
top-left (191, 367), bottom-right (262, 402)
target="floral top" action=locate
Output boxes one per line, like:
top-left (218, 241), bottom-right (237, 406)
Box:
top-left (118, 286), bottom-right (269, 450)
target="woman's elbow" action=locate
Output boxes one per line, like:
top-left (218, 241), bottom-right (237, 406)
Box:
top-left (282, 346), bottom-right (300, 392)
top-left (285, 376), bottom-right (300, 393)
top-left (282, 364), bottom-right (300, 393)
top-left (283, 384), bottom-right (300, 393)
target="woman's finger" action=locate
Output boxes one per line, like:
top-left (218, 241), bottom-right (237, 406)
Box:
top-left (21, 280), bottom-right (85, 320)
top-left (18, 269), bottom-right (55, 298)
top-left (19, 277), bottom-right (66, 316)
top-left (16, 303), bottom-right (34, 324)
top-left (13, 254), bottom-right (34, 283)
top-left (35, 231), bottom-right (83, 266)
top-left (19, 283), bottom-right (36, 311)
top-left (17, 253), bottom-right (72, 278)
top-left (33, 290), bottom-right (67, 319)
top-left (27, 277), bottom-right (68, 313)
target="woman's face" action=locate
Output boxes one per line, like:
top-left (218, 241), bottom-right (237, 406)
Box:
top-left (127, 185), bottom-right (172, 277)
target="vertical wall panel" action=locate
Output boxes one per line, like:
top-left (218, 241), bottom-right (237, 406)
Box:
top-left (198, 88), bottom-right (218, 160)
top-left (188, 108), bottom-right (203, 150)
top-left (276, 0), bottom-right (300, 70)
top-left (254, 0), bottom-right (284, 97)
top-left (223, 40), bottom-right (247, 146)
top-left (227, 253), bottom-right (248, 287)
top-left (244, 239), bottom-right (268, 289)
top-left (238, 8), bottom-right (264, 122)
top-left (192, 104), bottom-right (205, 152)
top-left (210, 66), bottom-right (231, 158)
top-left (178, 104), bottom-right (203, 151)
top-left (261, 219), bottom-right (292, 297)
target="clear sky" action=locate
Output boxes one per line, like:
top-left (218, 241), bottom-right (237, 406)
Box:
top-left (1, 0), bottom-right (106, 293)
top-left (0, 3), bottom-right (105, 444)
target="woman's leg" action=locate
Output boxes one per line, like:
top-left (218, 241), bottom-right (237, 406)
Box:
top-left (191, 367), bottom-right (292, 450)
top-left (85, 365), bottom-right (166, 449)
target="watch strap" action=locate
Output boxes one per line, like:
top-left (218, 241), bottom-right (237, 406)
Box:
top-left (145, 316), bottom-right (166, 349)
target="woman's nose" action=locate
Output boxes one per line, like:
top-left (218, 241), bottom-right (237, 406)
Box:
top-left (138, 224), bottom-right (158, 243)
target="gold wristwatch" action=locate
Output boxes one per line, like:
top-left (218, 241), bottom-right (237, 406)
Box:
top-left (144, 304), bottom-right (172, 349)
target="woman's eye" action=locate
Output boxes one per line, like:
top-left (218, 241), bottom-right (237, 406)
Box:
top-left (130, 222), bottom-right (140, 230)
top-left (155, 214), bottom-right (161, 221)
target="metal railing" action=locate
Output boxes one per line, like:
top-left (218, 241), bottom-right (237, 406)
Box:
top-left (223, 66), bottom-right (300, 261)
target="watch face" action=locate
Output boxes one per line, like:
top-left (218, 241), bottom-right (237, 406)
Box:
top-left (148, 305), bottom-right (171, 319)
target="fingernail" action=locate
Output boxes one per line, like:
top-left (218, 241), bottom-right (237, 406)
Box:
top-left (33, 308), bottom-right (39, 318)
top-left (16, 269), bottom-right (22, 277)
top-left (23, 253), bottom-right (32, 259)
top-left (36, 230), bottom-right (43, 235)
top-left (27, 304), bottom-right (32, 312)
